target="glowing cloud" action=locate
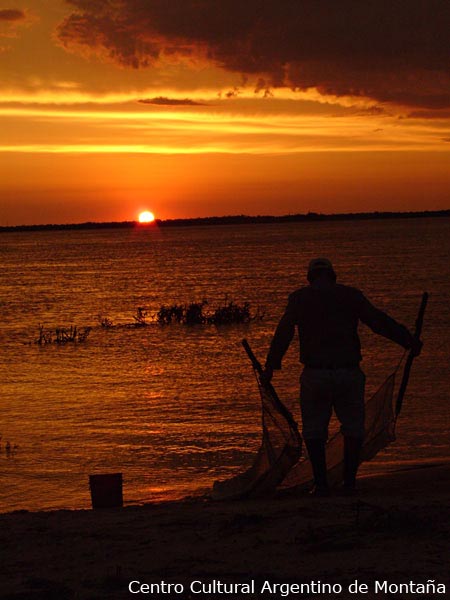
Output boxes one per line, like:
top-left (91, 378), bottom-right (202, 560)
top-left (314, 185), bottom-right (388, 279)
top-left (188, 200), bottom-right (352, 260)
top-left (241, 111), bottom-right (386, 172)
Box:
top-left (57, 0), bottom-right (450, 109)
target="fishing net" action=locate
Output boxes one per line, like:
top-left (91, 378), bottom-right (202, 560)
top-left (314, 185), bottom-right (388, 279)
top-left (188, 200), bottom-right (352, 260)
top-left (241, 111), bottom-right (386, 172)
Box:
top-left (213, 347), bottom-right (399, 500)
top-left (212, 368), bottom-right (302, 500)
top-left (213, 293), bottom-right (425, 500)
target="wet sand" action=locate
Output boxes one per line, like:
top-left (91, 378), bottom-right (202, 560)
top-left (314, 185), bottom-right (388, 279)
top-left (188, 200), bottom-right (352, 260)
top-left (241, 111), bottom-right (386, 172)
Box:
top-left (1, 462), bottom-right (449, 599)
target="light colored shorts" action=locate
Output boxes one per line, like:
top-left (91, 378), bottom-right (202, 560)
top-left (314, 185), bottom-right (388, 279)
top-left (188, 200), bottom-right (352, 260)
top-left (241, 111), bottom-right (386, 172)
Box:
top-left (300, 366), bottom-right (365, 440)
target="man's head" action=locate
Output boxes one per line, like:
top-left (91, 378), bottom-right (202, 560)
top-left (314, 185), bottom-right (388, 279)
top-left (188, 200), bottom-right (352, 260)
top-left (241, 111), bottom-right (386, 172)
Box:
top-left (307, 257), bottom-right (336, 284)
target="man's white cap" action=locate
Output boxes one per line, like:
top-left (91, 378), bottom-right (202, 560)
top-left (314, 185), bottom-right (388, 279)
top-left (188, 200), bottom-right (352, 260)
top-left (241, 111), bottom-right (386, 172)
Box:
top-left (308, 257), bottom-right (334, 273)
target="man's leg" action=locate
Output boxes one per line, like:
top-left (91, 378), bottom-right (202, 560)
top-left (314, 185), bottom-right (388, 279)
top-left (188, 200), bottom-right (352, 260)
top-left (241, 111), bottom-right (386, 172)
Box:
top-left (334, 368), bottom-right (366, 492)
top-left (304, 439), bottom-right (328, 493)
top-left (300, 368), bottom-right (333, 495)
top-left (343, 435), bottom-right (364, 490)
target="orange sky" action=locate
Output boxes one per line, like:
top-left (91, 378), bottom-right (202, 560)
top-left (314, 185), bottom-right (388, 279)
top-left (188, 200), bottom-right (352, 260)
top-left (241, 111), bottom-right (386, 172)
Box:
top-left (0, 1), bottom-right (449, 225)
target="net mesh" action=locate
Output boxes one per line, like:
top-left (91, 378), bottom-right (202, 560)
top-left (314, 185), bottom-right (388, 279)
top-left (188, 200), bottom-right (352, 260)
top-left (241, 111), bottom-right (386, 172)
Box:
top-left (212, 370), bottom-right (302, 500)
top-left (213, 367), bottom-right (397, 500)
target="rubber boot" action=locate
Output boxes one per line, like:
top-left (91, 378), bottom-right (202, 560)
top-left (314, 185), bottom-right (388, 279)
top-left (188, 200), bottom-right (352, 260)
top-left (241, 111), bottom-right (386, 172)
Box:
top-left (305, 439), bottom-right (329, 496)
top-left (343, 436), bottom-right (364, 494)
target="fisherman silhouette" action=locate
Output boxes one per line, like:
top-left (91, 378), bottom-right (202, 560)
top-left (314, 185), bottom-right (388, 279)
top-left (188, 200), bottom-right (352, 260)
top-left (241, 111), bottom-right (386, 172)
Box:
top-left (263, 258), bottom-right (423, 496)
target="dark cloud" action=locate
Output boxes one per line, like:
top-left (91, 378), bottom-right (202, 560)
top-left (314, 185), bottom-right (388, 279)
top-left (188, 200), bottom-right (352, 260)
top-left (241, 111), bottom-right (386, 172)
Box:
top-left (220, 87), bottom-right (240, 99)
top-left (407, 109), bottom-right (450, 119)
top-left (139, 96), bottom-right (205, 106)
top-left (58, 1), bottom-right (450, 108)
top-left (0, 9), bottom-right (25, 21)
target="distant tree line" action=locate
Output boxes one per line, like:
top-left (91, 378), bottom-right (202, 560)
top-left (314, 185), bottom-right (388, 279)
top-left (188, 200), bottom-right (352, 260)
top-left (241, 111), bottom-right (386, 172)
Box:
top-left (1, 209), bottom-right (449, 233)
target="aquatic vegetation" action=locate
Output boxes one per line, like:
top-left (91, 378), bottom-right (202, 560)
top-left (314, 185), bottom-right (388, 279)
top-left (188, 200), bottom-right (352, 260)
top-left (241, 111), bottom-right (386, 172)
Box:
top-left (156, 303), bottom-right (185, 325)
top-left (208, 297), bottom-right (264, 325)
top-left (36, 324), bottom-right (53, 345)
top-left (33, 299), bottom-right (263, 344)
top-left (36, 324), bottom-right (91, 345)
top-left (4, 440), bottom-right (19, 456)
top-left (97, 314), bottom-right (114, 328)
top-left (156, 301), bottom-right (207, 325)
top-left (208, 299), bottom-right (252, 325)
top-left (133, 307), bottom-right (149, 327)
top-left (156, 298), bottom-right (263, 326)
top-left (185, 300), bottom-right (208, 325)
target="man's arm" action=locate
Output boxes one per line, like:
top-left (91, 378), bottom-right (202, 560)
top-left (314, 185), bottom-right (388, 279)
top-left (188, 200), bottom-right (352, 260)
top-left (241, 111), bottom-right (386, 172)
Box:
top-left (264, 294), bottom-right (298, 378)
top-left (359, 294), bottom-right (417, 350)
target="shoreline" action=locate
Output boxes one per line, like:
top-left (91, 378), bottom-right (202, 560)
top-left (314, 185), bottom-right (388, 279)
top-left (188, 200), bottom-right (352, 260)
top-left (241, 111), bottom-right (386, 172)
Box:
top-left (1, 209), bottom-right (449, 233)
top-left (2, 461), bottom-right (449, 599)
top-left (2, 459), bottom-right (448, 517)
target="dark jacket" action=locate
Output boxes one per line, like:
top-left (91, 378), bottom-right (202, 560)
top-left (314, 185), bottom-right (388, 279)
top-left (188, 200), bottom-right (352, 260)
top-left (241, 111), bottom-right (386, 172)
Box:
top-left (266, 282), bottom-right (413, 369)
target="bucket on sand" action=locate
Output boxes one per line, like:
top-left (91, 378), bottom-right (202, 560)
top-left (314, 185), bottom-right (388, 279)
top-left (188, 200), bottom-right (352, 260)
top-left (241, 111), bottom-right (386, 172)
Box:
top-left (89, 473), bottom-right (123, 509)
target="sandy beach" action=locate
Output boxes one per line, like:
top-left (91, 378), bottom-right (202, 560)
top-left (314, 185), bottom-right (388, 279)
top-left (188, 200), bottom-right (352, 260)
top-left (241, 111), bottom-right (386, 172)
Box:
top-left (1, 462), bottom-right (449, 599)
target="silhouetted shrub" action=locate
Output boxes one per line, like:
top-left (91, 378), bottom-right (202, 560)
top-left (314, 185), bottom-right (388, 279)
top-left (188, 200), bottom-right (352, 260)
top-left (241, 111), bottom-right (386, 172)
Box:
top-left (156, 298), bottom-right (263, 326)
top-left (36, 324), bottom-right (91, 345)
top-left (156, 301), bottom-right (208, 325)
top-left (208, 300), bottom-right (251, 325)
top-left (156, 303), bottom-right (185, 325)
top-left (98, 314), bottom-right (114, 328)
top-left (133, 307), bottom-right (148, 327)
top-left (185, 301), bottom-right (208, 325)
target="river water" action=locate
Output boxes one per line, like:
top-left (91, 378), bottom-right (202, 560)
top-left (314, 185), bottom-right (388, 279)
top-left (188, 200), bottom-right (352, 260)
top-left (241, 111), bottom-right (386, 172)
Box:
top-left (1, 218), bottom-right (449, 512)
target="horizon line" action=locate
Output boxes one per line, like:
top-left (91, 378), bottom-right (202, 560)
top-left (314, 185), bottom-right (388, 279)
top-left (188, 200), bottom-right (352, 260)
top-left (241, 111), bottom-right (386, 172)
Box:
top-left (1, 208), bottom-right (450, 232)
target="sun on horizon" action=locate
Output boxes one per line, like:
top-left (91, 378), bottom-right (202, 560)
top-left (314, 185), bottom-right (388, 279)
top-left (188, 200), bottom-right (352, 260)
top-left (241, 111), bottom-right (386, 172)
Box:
top-left (138, 211), bottom-right (156, 223)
